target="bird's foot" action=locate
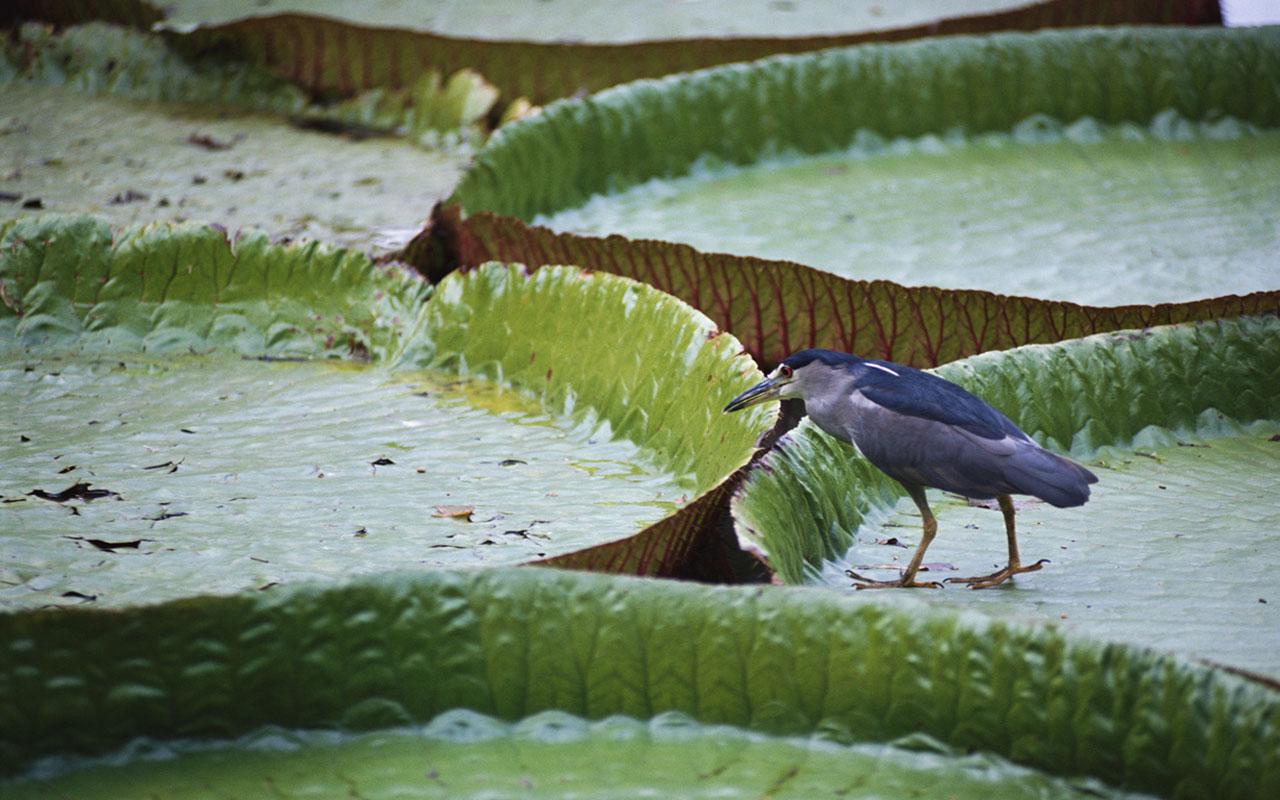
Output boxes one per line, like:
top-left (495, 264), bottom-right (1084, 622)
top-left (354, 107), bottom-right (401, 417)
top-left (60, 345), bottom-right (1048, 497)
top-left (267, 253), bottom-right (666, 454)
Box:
top-left (845, 569), bottom-right (942, 590)
top-left (945, 559), bottom-right (1049, 590)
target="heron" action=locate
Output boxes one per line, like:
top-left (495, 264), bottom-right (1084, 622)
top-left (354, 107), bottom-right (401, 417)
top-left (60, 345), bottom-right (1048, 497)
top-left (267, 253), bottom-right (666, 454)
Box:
top-left (724, 349), bottom-right (1097, 589)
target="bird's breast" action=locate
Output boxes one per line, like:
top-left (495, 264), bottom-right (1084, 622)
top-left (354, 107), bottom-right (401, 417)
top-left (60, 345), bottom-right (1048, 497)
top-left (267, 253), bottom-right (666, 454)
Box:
top-left (805, 388), bottom-right (878, 449)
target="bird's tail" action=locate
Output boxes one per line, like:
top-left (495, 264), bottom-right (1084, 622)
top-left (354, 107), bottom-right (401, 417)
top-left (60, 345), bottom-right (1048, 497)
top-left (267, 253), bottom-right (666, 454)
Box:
top-left (1007, 444), bottom-right (1098, 508)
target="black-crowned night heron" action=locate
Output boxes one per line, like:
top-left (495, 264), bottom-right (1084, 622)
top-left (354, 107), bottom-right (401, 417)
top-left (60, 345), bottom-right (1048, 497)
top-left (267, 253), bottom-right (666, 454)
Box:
top-left (725, 349), bottom-right (1097, 589)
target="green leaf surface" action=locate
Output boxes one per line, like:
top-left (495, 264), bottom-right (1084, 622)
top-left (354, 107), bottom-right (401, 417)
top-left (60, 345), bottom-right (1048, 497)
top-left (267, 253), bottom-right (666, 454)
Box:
top-left (2, 22), bottom-right (309, 113)
top-left (0, 215), bottom-right (427, 358)
top-left (1, 568), bottom-right (1277, 798)
top-left (839, 430), bottom-right (1280, 678)
top-left (400, 262), bottom-right (772, 490)
top-left (422, 26), bottom-right (1280, 365)
top-left (397, 261), bottom-right (776, 575)
top-left (0, 22), bottom-right (490, 250)
top-left (162, 2), bottom-right (1224, 107)
top-left (731, 316), bottom-right (1280, 676)
top-left (452, 27), bottom-right (1278, 221)
top-left (0, 85), bottom-right (466, 255)
top-left (2, 216), bottom-right (773, 584)
top-left (538, 120), bottom-right (1280, 306)
top-left (0, 355), bottom-right (688, 609)
top-left (2, 711), bottom-right (1153, 799)
top-left (2, 21), bottom-right (499, 146)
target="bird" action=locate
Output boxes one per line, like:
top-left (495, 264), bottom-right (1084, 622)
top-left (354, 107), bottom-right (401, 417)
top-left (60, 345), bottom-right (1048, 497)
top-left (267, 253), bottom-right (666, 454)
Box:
top-left (724, 348), bottom-right (1097, 589)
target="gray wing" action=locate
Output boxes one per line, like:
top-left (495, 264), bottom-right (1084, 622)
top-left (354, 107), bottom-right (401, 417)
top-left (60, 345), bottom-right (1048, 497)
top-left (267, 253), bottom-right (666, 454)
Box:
top-left (834, 391), bottom-right (1096, 507)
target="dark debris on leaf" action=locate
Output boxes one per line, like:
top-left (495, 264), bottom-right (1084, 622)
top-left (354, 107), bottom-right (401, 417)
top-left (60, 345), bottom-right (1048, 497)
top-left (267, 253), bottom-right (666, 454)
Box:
top-left (288, 115), bottom-right (386, 140)
top-left (0, 191), bottom-right (20, 202)
top-left (143, 459), bottom-right (181, 473)
top-left (148, 511), bottom-right (188, 522)
top-left (371, 457), bottom-right (395, 466)
top-left (1270, 434), bottom-right (1280, 443)
top-left (186, 132), bottom-right (238, 151)
top-left (21, 198), bottom-right (43, 209)
top-left (109, 189), bottom-right (149, 205)
top-left (57, 465), bottom-right (76, 474)
top-left (66, 536), bottom-right (145, 552)
top-left (28, 482), bottom-right (120, 502)
top-left (347, 338), bottom-right (371, 361)
top-left (875, 537), bottom-right (908, 548)
top-left (61, 591), bottom-right (97, 602)
top-left (499, 459), bottom-right (527, 467)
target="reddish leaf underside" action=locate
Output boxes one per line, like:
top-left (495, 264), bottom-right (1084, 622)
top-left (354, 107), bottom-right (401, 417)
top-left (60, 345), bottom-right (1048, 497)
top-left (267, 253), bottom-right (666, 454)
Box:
top-left (408, 205), bottom-right (1280, 370)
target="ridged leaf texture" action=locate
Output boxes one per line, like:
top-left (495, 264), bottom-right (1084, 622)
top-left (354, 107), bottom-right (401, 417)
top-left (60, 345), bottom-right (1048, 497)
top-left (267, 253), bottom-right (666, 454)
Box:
top-left (1, 216), bottom-right (772, 578)
top-left (419, 26), bottom-right (1280, 367)
top-left (731, 316), bottom-right (1280, 583)
top-left (1, 568), bottom-right (1277, 798)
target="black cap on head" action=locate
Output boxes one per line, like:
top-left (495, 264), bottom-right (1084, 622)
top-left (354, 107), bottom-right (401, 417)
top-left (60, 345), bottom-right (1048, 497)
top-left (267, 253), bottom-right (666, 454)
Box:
top-left (781, 349), bottom-right (862, 370)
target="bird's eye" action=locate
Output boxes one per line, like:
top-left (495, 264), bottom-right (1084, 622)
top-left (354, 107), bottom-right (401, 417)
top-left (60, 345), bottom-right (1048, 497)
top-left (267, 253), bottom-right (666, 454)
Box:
top-left (779, 365), bottom-right (793, 379)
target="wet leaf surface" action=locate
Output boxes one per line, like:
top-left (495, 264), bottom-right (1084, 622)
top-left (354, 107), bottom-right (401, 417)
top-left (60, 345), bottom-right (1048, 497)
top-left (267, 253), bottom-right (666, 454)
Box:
top-left (2, 710), bottom-right (1155, 800)
top-left (539, 119), bottom-right (1280, 306)
top-left (0, 355), bottom-right (687, 609)
top-left (0, 83), bottom-right (465, 254)
top-left (820, 430), bottom-right (1280, 677)
top-left (734, 317), bottom-right (1280, 678)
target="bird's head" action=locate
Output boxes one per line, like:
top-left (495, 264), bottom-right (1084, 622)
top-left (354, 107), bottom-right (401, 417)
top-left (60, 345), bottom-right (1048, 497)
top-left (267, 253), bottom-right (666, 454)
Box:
top-left (723, 349), bottom-right (857, 412)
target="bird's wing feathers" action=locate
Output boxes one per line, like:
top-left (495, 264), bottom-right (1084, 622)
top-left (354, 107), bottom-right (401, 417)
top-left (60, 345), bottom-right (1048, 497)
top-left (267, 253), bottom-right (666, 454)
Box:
top-left (855, 364), bottom-right (1027, 443)
top-left (845, 389), bottom-right (1093, 507)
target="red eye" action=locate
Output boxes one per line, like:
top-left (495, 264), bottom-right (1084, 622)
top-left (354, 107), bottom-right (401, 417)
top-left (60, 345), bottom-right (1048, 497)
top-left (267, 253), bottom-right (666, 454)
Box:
top-left (780, 365), bottom-right (793, 379)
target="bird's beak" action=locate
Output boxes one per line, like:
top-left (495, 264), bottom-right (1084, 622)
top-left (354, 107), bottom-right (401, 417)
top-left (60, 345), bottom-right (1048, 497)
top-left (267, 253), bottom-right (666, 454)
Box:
top-left (723, 377), bottom-right (782, 413)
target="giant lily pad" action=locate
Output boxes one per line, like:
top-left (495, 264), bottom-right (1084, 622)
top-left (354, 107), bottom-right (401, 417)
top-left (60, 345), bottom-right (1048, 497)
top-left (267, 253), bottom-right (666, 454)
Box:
top-left (0, 22), bottom-right (487, 253)
top-left (160, 1), bottom-right (1223, 109)
top-left (1, 216), bottom-right (774, 606)
top-left (0, 710), bottom-right (1158, 799)
top-left (1, 568), bottom-right (1277, 798)
top-left (731, 316), bottom-right (1280, 678)
top-left (157, 0), bottom-right (1184, 41)
top-left (0, 84), bottom-right (465, 254)
top-left (538, 121), bottom-right (1280, 305)
top-left (421, 25), bottom-right (1280, 365)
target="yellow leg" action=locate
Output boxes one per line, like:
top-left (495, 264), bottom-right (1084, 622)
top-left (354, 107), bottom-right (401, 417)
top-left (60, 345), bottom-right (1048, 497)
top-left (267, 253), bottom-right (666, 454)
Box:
top-left (847, 485), bottom-right (943, 590)
top-left (945, 494), bottom-right (1049, 589)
